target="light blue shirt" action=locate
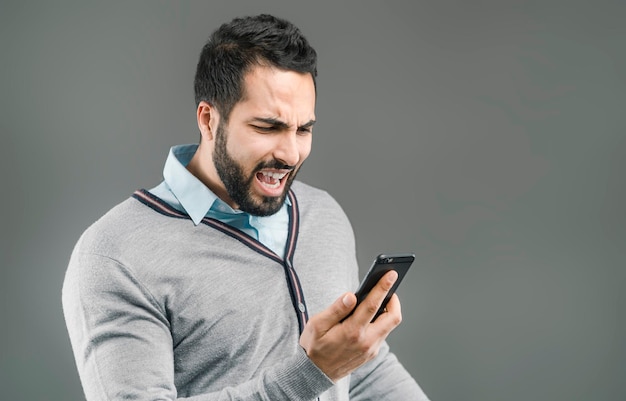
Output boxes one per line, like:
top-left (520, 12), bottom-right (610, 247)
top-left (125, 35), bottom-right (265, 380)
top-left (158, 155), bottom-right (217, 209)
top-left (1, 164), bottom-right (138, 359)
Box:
top-left (149, 144), bottom-right (290, 258)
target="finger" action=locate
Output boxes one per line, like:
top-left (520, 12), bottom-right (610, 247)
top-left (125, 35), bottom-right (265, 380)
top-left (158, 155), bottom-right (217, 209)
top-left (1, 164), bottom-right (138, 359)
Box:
top-left (385, 293), bottom-right (401, 315)
top-left (373, 293), bottom-right (402, 329)
top-left (312, 292), bottom-right (357, 330)
top-left (352, 270), bottom-right (398, 324)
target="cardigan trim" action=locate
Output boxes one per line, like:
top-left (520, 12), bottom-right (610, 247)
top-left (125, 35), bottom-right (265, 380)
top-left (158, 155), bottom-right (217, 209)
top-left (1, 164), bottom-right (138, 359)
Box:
top-left (284, 190), bottom-right (309, 332)
top-left (133, 189), bottom-right (281, 261)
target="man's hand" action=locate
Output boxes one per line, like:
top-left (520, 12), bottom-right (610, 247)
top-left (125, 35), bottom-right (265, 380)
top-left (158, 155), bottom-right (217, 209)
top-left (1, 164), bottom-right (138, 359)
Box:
top-left (299, 270), bottom-right (402, 382)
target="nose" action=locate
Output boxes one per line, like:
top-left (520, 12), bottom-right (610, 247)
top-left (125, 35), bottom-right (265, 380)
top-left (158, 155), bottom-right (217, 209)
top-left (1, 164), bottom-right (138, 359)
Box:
top-left (273, 132), bottom-right (300, 167)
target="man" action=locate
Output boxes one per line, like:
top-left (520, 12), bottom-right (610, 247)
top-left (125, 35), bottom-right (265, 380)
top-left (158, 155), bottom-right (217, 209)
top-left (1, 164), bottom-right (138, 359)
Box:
top-left (62, 14), bottom-right (429, 400)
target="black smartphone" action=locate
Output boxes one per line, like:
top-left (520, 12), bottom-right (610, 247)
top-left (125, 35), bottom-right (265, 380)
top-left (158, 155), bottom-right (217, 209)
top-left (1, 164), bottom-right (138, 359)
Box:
top-left (342, 253), bottom-right (415, 322)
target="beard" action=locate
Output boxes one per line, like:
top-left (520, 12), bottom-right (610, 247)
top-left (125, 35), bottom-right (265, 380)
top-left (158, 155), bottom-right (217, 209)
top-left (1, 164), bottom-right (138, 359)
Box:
top-left (212, 122), bottom-right (301, 216)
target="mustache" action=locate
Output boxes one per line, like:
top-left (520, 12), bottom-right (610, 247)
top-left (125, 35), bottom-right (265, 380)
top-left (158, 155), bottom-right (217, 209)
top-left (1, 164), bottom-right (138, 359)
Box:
top-left (254, 159), bottom-right (296, 171)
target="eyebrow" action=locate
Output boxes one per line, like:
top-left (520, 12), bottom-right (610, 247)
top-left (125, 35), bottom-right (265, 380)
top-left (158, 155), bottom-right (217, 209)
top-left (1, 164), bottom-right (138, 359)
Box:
top-left (251, 117), bottom-right (316, 130)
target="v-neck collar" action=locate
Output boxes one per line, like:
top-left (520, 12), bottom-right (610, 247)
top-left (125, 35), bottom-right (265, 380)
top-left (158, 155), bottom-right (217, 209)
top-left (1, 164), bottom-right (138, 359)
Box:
top-left (132, 188), bottom-right (300, 264)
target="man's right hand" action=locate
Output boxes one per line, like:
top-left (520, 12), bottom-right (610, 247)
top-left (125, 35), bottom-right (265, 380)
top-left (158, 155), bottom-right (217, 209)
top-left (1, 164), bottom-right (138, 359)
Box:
top-left (299, 270), bottom-right (402, 382)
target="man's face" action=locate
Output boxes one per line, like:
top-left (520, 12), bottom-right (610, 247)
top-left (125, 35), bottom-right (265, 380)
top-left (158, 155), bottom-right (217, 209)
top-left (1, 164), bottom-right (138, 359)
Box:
top-left (210, 66), bottom-right (316, 216)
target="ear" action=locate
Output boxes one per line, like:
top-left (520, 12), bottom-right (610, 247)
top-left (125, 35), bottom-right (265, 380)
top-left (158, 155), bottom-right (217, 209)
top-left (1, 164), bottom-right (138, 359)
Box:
top-left (197, 101), bottom-right (220, 142)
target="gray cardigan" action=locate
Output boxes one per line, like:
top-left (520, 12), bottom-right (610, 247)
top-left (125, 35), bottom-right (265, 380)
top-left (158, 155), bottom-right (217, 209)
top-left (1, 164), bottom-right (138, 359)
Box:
top-left (62, 181), bottom-right (428, 400)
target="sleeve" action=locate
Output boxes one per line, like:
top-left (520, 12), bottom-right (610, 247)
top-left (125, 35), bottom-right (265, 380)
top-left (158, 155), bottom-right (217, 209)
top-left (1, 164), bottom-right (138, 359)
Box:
top-left (348, 341), bottom-right (430, 401)
top-left (62, 242), bottom-right (334, 401)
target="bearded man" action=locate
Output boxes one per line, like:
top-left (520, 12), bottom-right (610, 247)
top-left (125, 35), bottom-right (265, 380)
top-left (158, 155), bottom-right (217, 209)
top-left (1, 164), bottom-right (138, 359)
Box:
top-left (62, 14), bottom-right (430, 401)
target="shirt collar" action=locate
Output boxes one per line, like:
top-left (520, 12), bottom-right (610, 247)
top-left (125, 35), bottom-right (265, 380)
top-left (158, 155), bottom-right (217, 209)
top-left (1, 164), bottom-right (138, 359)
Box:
top-left (162, 144), bottom-right (217, 225)
top-left (162, 144), bottom-right (290, 225)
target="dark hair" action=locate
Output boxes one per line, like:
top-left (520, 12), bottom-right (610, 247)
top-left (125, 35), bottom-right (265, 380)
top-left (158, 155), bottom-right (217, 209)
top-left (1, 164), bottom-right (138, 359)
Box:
top-left (194, 14), bottom-right (317, 121)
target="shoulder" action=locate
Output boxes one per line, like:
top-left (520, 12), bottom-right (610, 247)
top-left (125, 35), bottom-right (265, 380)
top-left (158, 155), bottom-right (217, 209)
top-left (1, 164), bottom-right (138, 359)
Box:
top-left (74, 194), bottom-right (169, 257)
top-left (290, 181), bottom-right (342, 211)
top-left (66, 193), bottom-right (187, 291)
top-left (291, 181), bottom-right (353, 230)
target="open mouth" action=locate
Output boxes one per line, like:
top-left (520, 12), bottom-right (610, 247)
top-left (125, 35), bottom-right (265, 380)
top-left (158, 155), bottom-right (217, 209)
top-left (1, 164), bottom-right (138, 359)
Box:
top-left (256, 170), bottom-right (289, 190)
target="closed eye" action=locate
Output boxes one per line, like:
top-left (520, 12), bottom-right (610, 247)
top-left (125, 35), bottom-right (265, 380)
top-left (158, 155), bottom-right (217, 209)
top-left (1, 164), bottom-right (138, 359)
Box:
top-left (249, 118), bottom-right (315, 134)
top-left (298, 120), bottom-right (316, 134)
top-left (251, 125), bottom-right (277, 133)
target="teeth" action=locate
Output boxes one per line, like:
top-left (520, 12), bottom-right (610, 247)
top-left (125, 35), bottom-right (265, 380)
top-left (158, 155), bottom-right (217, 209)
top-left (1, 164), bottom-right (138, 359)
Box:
top-left (260, 171), bottom-right (287, 180)
top-left (258, 170), bottom-right (288, 189)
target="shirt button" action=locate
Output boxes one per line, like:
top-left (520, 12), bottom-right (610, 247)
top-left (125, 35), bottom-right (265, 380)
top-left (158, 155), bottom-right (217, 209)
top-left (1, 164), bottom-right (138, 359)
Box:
top-left (298, 302), bottom-right (306, 313)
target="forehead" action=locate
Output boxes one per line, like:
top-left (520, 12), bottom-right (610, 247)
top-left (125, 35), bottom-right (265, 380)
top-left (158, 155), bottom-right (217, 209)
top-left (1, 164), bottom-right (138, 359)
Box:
top-left (232, 66), bottom-right (316, 122)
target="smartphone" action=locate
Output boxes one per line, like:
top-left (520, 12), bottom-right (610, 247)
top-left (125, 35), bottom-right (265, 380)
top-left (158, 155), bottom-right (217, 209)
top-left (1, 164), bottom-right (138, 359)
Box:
top-left (342, 253), bottom-right (415, 322)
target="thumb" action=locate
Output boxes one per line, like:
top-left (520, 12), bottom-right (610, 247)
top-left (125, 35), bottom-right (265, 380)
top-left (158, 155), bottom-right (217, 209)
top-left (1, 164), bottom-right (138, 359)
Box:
top-left (341, 292), bottom-right (357, 309)
top-left (316, 292), bottom-right (357, 328)
top-left (335, 292), bottom-right (357, 322)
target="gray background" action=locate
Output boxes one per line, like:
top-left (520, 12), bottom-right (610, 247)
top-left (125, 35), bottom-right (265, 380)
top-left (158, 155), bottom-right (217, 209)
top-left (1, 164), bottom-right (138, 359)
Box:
top-left (2, 1), bottom-right (624, 400)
